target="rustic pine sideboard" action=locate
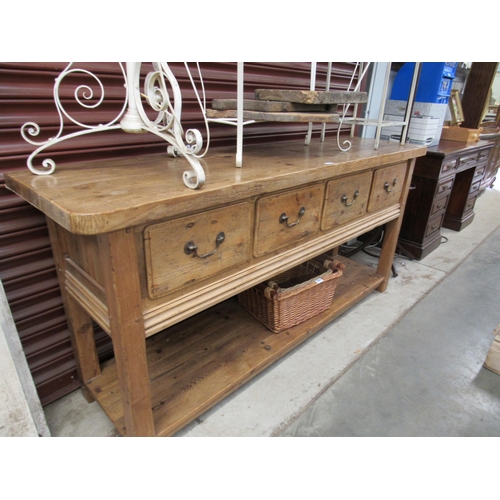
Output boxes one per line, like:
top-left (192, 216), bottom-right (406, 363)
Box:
top-left (398, 139), bottom-right (494, 260)
top-left (5, 138), bottom-right (426, 437)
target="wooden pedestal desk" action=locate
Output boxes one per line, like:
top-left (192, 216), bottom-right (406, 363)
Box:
top-left (398, 140), bottom-right (493, 260)
top-left (5, 138), bottom-right (426, 437)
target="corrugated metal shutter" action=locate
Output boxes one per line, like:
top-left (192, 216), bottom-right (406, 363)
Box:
top-left (0, 62), bottom-right (361, 405)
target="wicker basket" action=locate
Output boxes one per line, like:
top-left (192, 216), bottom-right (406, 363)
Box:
top-left (238, 259), bottom-right (345, 333)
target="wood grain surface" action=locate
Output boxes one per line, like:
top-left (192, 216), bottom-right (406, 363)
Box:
top-left (4, 139), bottom-right (426, 235)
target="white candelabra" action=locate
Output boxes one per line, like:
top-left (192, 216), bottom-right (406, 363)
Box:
top-left (21, 62), bottom-right (206, 189)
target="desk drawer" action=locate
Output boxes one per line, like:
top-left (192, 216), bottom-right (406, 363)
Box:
top-left (477, 148), bottom-right (491, 163)
top-left (457, 152), bottom-right (479, 171)
top-left (473, 165), bottom-right (486, 181)
top-left (464, 195), bottom-right (477, 214)
top-left (441, 157), bottom-right (458, 176)
top-left (425, 212), bottom-right (445, 239)
top-left (321, 171), bottom-right (372, 230)
top-left (144, 203), bottom-right (252, 298)
top-left (254, 183), bottom-right (323, 257)
top-left (436, 178), bottom-right (454, 198)
top-left (367, 163), bottom-right (407, 213)
top-left (469, 179), bottom-right (481, 196)
top-left (431, 194), bottom-right (450, 216)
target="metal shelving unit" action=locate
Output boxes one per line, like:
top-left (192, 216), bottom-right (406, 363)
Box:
top-left (203, 62), bottom-right (421, 167)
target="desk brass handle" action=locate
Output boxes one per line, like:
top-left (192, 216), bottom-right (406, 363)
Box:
top-left (184, 232), bottom-right (225, 258)
top-left (279, 207), bottom-right (305, 227)
top-left (341, 190), bottom-right (359, 207)
top-left (384, 179), bottom-right (397, 193)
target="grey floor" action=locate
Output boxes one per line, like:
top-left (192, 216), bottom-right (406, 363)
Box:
top-left (282, 223), bottom-right (500, 437)
top-left (41, 185), bottom-right (500, 437)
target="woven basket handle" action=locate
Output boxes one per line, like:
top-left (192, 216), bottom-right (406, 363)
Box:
top-left (323, 259), bottom-right (346, 272)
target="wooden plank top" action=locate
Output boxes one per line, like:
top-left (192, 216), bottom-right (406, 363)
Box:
top-left (211, 99), bottom-right (333, 112)
top-left (206, 109), bottom-right (341, 123)
top-left (254, 89), bottom-right (368, 105)
top-left (4, 138), bottom-right (426, 235)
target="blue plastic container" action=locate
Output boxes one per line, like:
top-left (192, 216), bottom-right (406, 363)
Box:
top-left (391, 62), bottom-right (458, 104)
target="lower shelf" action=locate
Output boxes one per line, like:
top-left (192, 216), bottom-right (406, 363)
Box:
top-left (86, 256), bottom-right (384, 437)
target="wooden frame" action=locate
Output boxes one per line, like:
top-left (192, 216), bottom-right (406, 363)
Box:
top-left (449, 89), bottom-right (465, 125)
top-left (4, 138), bottom-right (426, 437)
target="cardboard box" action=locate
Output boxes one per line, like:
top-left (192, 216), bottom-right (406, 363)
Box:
top-left (380, 100), bottom-right (448, 146)
top-left (382, 115), bottom-right (439, 146)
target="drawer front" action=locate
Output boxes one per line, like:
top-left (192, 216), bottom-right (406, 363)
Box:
top-left (441, 157), bottom-right (458, 176)
top-left (473, 165), bottom-right (486, 182)
top-left (254, 183), bottom-right (323, 257)
top-left (431, 194), bottom-right (450, 216)
top-left (436, 178), bottom-right (454, 198)
top-left (457, 152), bottom-right (479, 171)
top-left (144, 203), bottom-right (252, 298)
top-left (321, 171), bottom-right (372, 230)
top-left (367, 163), bottom-right (407, 213)
top-left (425, 212), bottom-right (445, 239)
top-left (469, 180), bottom-right (481, 196)
top-left (464, 195), bottom-right (477, 213)
top-left (477, 148), bottom-right (491, 163)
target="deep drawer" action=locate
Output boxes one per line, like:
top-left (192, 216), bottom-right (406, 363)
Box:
top-left (367, 163), bottom-right (407, 213)
top-left (431, 194), bottom-right (450, 216)
top-left (425, 212), bottom-right (445, 239)
top-left (464, 195), bottom-right (477, 213)
top-left (435, 178), bottom-right (453, 198)
top-left (144, 203), bottom-right (252, 298)
top-left (254, 183), bottom-right (323, 257)
top-left (473, 165), bottom-right (486, 181)
top-left (469, 180), bottom-right (481, 195)
top-left (321, 171), bottom-right (372, 230)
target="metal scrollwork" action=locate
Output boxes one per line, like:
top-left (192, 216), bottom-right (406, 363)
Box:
top-left (20, 62), bottom-right (207, 189)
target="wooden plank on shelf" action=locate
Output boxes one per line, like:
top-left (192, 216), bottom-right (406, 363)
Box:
top-left (255, 89), bottom-right (368, 105)
top-left (484, 324), bottom-right (500, 376)
top-left (211, 99), bottom-right (335, 113)
top-left (206, 108), bottom-right (341, 123)
top-left (86, 255), bottom-right (384, 437)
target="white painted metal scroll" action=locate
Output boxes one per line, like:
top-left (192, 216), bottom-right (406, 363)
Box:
top-left (21, 62), bottom-right (207, 189)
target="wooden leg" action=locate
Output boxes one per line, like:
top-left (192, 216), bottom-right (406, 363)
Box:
top-left (377, 218), bottom-right (400, 292)
top-left (65, 295), bottom-right (101, 402)
top-left (377, 158), bottom-right (416, 292)
top-left (328, 246), bottom-right (340, 257)
top-left (98, 229), bottom-right (155, 437)
top-left (46, 218), bottom-right (99, 402)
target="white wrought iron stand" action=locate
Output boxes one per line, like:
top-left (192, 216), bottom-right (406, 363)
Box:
top-left (22, 62), bottom-right (421, 182)
top-left (21, 62), bottom-right (207, 189)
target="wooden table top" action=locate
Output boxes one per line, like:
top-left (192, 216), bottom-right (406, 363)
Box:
top-left (4, 138), bottom-right (426, 235)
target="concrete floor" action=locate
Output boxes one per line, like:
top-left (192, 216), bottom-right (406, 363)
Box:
top-left (42, 185), bottom-right (500, 437)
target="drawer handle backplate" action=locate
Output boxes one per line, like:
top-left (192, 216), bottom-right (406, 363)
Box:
top-left (280, 206), bottom-right (305, 227)
top-left (341, 190), bottom-right (359, 207)
top-left (384, 179), bottom-right (397, 193)
top-left (184, 232), bottom-right (225, 258)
